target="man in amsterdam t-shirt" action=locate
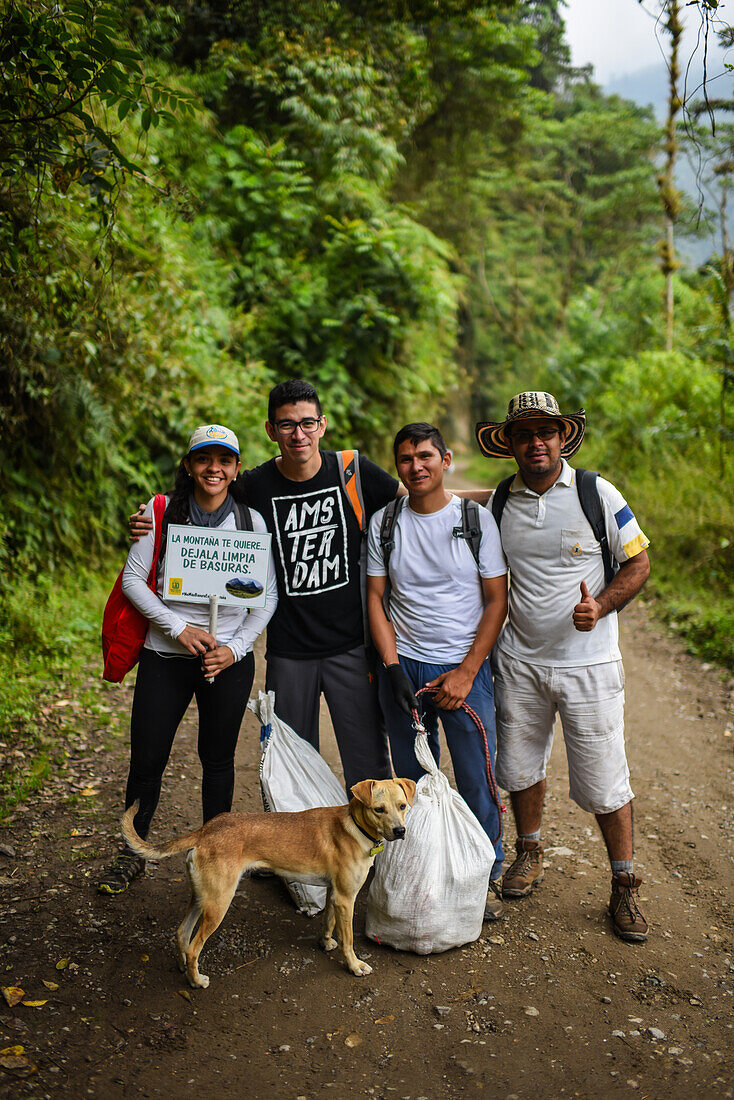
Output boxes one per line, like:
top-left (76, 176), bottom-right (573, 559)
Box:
top-left (243, 449), bottom-right (396, 661)
top-left (242, 380), bottom-right (398, 789)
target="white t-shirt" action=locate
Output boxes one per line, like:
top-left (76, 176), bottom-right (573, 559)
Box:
top-left (367, 494), bottom-right (507, 664)
top-left (494, 460), bottom-right (650, 667)
top-left (121, 496), bottom-right (278, 662)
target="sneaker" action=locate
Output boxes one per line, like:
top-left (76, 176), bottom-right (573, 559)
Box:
top-left (97, 849), bottom-right (146, 896)
top-left (501, 838), bottom-right (544, 898)
top-left (609, 872), bottom-right (648, 942)
top-left (483, 878), bottom-right (504, 921)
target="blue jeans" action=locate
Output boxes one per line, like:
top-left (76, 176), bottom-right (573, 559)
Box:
top-left (377, 656), bottom-right (504, 877)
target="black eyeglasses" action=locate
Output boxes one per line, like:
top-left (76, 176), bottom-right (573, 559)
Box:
top-left (273, 416), bottom-right (323, 435)
top-left (510, 427), bottom-right (560, 445)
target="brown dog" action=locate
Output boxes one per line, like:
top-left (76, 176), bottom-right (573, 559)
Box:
top-left (122, 778), bottom-right (416, 988)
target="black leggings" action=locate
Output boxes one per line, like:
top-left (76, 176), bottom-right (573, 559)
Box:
top-left (125, 647), bottom-right (255, 839)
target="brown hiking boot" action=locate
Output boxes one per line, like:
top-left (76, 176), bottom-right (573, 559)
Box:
top-left (501, 837), bottom-right (544, 898)
top-left (609, 872), bottom-right (648, 942)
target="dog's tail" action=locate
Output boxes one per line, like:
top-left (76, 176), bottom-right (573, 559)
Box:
top-left (122, 802), bottom-right (202, 860)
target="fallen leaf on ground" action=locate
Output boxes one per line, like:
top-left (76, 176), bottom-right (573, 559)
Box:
top-left (177, 990), bottom-right (191, 1002)
top-left (22, 1000), bottom-right (47, 1008)
top-left (1, 987), bottom-right (25, 1007)
top-left (80, 788), bottom-right (97, 796)
top-left (0, 1045), bottom-right (35, 1075)
top-left (42, 981), bottom-right (59, 991)
top-left (56, 959), bottom-right (69, 970)
top-left (374, 1015), bottom-right (394, 1024)
top-left (344, 1033), bottom-right (362, 1048)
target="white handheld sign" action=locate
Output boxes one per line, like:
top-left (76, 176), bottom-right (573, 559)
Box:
top-left (163, 524), bottom-right (271, 610)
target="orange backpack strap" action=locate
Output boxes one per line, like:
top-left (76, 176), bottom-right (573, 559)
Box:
top-left (336, 450), bottom-right (370, 646)
top-left (336, 449), bottom-right (365, 531)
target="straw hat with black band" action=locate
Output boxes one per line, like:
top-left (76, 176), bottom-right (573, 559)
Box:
top-left (475, 391), bottom-right (586, 459)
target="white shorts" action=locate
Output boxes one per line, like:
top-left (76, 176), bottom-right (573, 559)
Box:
top-left (492, 649), bottom-right (633, 815)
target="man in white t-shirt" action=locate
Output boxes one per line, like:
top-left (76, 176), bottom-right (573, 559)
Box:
top-left (475, 391), bottom-right (651, 942)
top-left (367, 423), bottom-right (508, 921)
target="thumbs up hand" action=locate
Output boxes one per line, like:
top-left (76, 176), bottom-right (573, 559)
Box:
top-left (573, 580), bottom-right (601, 632)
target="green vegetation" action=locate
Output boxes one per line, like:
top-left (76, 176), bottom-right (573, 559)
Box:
top-left (1, 1), bottom-right (732, 808)
top-left (0, 565), bottom-right (119, 819)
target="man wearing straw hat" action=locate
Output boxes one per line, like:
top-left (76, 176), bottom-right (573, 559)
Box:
top-left (475, 391), bottom-right (651, 942)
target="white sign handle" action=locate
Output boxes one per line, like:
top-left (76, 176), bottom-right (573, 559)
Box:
top-left (205, 595), bottom-right (219, 685)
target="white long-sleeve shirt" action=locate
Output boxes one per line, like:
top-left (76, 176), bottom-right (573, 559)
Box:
top-left (121, 496), bottom-right (278, 662)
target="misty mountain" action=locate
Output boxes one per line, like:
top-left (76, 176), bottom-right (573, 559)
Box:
top-left (604, 41), bottom-right (732, 265)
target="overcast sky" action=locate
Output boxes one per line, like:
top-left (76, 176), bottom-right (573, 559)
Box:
top-left (563, 0), bottom-right (732, 83)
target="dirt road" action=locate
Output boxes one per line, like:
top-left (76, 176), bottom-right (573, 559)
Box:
top-left (0, 599), bottom-right (732, 1100)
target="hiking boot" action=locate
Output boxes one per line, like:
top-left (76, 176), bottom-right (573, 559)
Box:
top-left (97, 848), bottom-right (146, 896)
top-left (609, 872), bottom-right (648, 942)
top-left (501, 838), bottom-right (544, 898)
top-left (483, 878), bottom-right (504, 921)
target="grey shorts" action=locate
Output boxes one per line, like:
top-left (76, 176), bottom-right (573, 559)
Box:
top-left (492, 649), bottom-right (633, 815)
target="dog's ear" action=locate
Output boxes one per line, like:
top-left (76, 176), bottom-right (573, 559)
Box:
top-left (396, 777), bottom-right (417, 805)
top-left (350, 779), bottom-right (376, 807)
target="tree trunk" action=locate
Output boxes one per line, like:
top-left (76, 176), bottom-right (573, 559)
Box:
top-left (658, 0), bottom-right (683, 351)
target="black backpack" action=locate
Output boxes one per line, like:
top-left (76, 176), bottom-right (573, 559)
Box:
top-left (490, 468), bottom-right (618, 585)
top-left (378, 496), bottom-right (482, 619)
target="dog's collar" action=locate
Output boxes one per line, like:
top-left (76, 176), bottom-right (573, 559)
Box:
top-left (351, 815), bottom-right (384, 857)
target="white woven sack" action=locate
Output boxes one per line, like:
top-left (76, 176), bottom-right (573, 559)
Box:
top-left (248, 690), bottom-right (348, 917)
top-left (365, 732), bottom-right (495, 954)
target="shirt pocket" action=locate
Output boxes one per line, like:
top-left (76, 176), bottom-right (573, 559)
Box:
top-left (560, 528), bottom-right (599, 567)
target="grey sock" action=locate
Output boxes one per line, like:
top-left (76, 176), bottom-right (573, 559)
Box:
top-left (520, 830), bottom-right (541, 842)
top-left (611, 859), bottom-right (634, 875)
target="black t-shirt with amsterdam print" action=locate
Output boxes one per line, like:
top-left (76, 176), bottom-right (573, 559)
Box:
top-left (241, 450), bottom-right (398, 660)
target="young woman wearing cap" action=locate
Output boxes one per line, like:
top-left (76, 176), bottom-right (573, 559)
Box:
top-left (98, 425), bottom-right (278, 895)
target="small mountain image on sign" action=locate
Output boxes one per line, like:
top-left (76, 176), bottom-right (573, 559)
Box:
top-left (225, 577), bottom-right (264, 599)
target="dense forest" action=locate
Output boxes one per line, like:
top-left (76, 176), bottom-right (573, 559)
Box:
top-left (1, 0), bottom-right (732, 802)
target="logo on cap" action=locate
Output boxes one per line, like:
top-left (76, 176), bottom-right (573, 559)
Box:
top-left (206, 426), bottom-right (228, 440)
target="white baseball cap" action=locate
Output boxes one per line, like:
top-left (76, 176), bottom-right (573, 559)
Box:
top-left (187, 424), bottom-right (240, 456)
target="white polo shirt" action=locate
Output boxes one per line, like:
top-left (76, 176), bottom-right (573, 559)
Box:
top-left (493, 460), bottom-right (649, 667)
top-left (367, 494), bottom-right (507, 664)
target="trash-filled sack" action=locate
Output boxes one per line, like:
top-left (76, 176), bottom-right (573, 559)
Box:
top-left (366, 731), bottom-right (495, 954)
top-left (248, 690), bottom-right (348, 917)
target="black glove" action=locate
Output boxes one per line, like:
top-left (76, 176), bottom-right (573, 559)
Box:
top-left (385, 663), bottom-right (418, 716)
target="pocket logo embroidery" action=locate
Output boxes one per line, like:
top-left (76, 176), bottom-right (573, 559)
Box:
top-left (570, 542), bottom-right (583, 558)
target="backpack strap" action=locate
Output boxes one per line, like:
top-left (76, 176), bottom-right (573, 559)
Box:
top-left (490, 475), bottom-right (515, 530)
top-left (575, 468), bottom-right (616, 586)
top-left (336, 449), bottom-right (365, 531)
top-left (336, 450), bottom-right (371, 645)
top-left (378, 496), bottom-right (406, 620)
top-left (453, 498), bottom-right (482, 567)
top-left (233, 500), bottom-right (253, 530)
top-left (148, 494), bottom-right (168, 588)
